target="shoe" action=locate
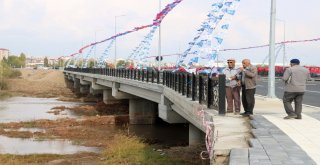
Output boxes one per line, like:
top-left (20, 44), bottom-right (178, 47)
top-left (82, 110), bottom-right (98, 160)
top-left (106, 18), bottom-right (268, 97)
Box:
top-left (295, 116), bottom-right (302, 119)
top-left (240, 112), bottom-right (248, 116)
top-left (241, 112), bottom-right (251, 117)
top-left (284, 115), bottom-right (297, 119)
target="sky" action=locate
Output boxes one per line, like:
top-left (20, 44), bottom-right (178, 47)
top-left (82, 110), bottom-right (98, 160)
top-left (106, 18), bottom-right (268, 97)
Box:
top-left (0, 0), bottom-right (319, 66)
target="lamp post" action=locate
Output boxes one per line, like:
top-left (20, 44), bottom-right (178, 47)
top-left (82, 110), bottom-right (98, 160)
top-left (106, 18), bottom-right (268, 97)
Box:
top-left (114, 15), bottom-right (126, 68)
top-left (267, 0), bottom-right (276, 98)
top-left (276, 19), bottom-right (286, 69)
top-left (158, 0), bottom-right (161, 70)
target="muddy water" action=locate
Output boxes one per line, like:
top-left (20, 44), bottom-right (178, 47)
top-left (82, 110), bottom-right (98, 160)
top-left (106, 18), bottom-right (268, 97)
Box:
top-left (0, 97), bottom-right (80, 123)
top-left (0, 97), bottom-right (188, 155)
top-left (0, 136), bottom-right (98, 154)
top-left (0, 97), bottom-right (98, 154)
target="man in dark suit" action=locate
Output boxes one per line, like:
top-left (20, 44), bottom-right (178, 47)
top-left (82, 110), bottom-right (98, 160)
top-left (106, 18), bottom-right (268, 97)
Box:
top-left (239, 59), bottom-right (257, 116)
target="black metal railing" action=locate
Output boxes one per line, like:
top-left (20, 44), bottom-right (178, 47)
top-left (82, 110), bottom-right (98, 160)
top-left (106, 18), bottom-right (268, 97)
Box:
top-left (64, 68), bottom-right (226, 114)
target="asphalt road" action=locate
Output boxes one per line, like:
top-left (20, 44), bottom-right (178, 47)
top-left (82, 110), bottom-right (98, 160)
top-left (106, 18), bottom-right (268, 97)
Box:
top-left (256, 79), bottom-right (320, 107)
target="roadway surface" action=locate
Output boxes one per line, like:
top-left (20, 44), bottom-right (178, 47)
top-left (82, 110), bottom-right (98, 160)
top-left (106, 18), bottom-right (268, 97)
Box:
top-left (256, 78), bottom-right (320, 107)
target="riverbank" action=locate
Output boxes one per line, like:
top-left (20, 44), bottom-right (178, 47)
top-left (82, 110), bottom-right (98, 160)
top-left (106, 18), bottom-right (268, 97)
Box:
top-left (0, 69), bottom-right (211, 164)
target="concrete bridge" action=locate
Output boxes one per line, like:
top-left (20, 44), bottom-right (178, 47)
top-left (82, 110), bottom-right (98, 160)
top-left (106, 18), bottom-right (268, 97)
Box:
top-left (64, 68), bottom-right (226, 145)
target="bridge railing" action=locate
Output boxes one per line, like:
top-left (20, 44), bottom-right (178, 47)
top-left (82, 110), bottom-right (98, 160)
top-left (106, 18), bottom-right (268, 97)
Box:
top-left (64, 68), bottom-right (226, 114)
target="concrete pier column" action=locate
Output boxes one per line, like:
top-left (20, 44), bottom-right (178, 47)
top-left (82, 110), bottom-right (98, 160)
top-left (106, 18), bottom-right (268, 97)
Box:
top-left (129, 99), bottom-right (158, 124)
top-left (158, 95), bottom-right (186, 123)
top-left (73, 78), bottom-right (81, 93)
top-left (90, 87), bottom-right (103, 95)
top-left (80, 85), bottom-right (90, 94)
top-left (189, 123), bottom-right (204, 145)
top-left (103, 89), bottom-right (117, 104)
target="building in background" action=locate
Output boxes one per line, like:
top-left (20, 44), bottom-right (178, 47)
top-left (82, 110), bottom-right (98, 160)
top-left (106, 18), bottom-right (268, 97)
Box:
top-left (0, 48), bottom-right (10, 61)
top-left (26, 56), bottom-right (44, 68)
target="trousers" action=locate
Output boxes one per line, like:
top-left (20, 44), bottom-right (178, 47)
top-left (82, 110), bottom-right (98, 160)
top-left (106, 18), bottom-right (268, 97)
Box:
top-left (226, 86), bottom-right (241, 112)
top-left (283, 92), bottom-right (304, 117)
top-left (242, 86), bottom-right (256, 114)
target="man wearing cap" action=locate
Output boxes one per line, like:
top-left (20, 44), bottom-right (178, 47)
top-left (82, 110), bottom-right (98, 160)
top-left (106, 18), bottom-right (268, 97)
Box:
top-left (222, 58), bottom-right (241, 114)
top-left (282, 59), bottom-right (310, 119)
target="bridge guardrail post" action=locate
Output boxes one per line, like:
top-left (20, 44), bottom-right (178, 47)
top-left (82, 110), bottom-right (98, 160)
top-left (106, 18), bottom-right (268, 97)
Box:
top-left (182, 73), bottom-right (185, 96)
top-left (151, 70), bottom-right (154, 83)
top-left (171, 72), bottom-right (174, 89)
top-left (141, 70), bottom-right (145, 82)
top-left (127, 69), bottom-right (129, 79)
top-left (218, 74), bottom-right (226, 115)
top-left (134, 69), bottom-right (137, 80)
top-left (163, 71), bottom-right (166, 86)
top-left (199, 76), bottom-right (203, 104)
top-left (192, 73), bottom-right (196, 101)
top-left (186, 73), bottom-right (190, 97)
top-left (169, 72), bottom-right (172, 88)
top-left (122, 69), bottom-right (124, 78)
top-left (174, 73), bottom-right (177, 91)
top-left (146, 70), bottom-right (149, 83)
top-left (178, 73), bottom-right (181, 93)
top-left (207, 76), bottom-right (213, 108)
top-left (157, 71), bottom-right (160, 84)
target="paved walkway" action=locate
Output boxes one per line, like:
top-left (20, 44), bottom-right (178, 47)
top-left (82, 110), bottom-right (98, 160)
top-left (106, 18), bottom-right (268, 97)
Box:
top-left (228, 95), bottom-right (320, 165)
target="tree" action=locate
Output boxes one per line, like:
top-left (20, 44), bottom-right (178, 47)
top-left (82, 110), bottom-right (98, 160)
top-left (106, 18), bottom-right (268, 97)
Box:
top-left (116, 60), bottom-right (126, 68)
top-left (44, 57), bottom-right (49, 67)
top-left (18, 53), bottom-right (26, 67)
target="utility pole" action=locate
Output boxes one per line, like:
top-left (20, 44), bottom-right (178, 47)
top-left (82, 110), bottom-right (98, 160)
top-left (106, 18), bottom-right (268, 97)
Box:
top-left (158, 0), bottom-right (162, 70)
top-left (114, 15), bottom-right (126, 69)
top-left (267, 0), bottom-right (276, 98)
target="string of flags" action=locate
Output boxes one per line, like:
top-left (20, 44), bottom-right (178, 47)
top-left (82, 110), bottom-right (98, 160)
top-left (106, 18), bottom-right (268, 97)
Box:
top-left (176, 0), bottom-right (241, 68)
top-left (96, 39), bottom-right (115, 68)
top-left (66, 0), bottom-right (183, 68)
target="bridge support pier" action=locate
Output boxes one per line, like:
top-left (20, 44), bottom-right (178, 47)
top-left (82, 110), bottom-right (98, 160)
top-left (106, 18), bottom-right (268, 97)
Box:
top-left (129, 99), bottom-right (158, 125)
top-left (80, 85), bottom-right (90, 94)
top-left (73, 78), bottom-right (81, 93)
top-left (189, 123), bottom-right (205, 145)
top-left (103, 89), bottom-right (117, 104)
top-left (158, 96), bottom-right (186, 123)
top-left (90, 87), bottom-right (103, 95)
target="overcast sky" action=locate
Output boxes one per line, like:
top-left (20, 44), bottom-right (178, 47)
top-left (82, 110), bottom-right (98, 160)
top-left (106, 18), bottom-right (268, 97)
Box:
top-left (0, 0), bottom-right (319, 65)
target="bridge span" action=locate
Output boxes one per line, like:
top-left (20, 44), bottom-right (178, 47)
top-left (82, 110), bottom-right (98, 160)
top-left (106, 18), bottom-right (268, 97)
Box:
top-left (64, 68), bottom-right (226, 145)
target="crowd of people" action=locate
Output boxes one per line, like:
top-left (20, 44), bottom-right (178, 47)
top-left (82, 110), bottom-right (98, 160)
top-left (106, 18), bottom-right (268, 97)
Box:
top-left (222, 58), bottom-right (310, 119)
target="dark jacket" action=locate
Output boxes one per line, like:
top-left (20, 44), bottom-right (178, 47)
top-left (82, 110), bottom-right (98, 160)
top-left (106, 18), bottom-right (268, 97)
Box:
top-left (240, 65), bottom-right (257, 89)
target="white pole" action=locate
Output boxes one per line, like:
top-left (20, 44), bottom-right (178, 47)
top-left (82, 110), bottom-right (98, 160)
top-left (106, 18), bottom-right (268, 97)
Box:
top-left (114, 16), bottom-right (117, 68)
top-left (283, 21), bottom-right (286, 69)
top-left (267, 0), bottom-right (276, 98)
top-left (158, 0), bottom-right (161, 70)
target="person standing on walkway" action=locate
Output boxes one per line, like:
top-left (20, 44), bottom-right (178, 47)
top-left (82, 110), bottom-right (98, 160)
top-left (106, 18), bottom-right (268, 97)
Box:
top-left (282, 59), bottom-right (310, 119)
top-left (240, 59), bottom-right (257, 116)
top-left (222, 58), bottom-right (241, 114)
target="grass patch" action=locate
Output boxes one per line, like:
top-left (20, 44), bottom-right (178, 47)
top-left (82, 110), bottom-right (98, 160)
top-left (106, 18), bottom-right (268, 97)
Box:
top-left (102, 134), bottom-right (189, 165)
top-left (0, 154), bottom-right (64, 165)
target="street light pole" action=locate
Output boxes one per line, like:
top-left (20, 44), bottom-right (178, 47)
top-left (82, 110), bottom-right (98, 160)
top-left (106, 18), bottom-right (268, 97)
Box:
top-left (158, 0), bottom-right (161, 70)
top-left (276, 19), bottom-right (286, 69)
top-left (114, 15), bottom-right (126, 69)
top-left (267, 0), bottom-right (276, 98)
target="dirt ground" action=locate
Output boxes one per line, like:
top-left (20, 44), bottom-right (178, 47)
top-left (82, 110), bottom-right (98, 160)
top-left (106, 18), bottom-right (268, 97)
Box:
top-left (7, 69), bottom-right (76, 99)
top-left (0, 69), bottom-right (212, 165)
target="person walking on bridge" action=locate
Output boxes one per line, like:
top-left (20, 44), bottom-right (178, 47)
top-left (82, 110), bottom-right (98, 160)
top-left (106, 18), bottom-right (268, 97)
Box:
top-left (239, 59), bottom-right (257, 116)
top-left (222, 58), bottom-right (241, 114)
top-left (282, 59), bottom-right (310, 120)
